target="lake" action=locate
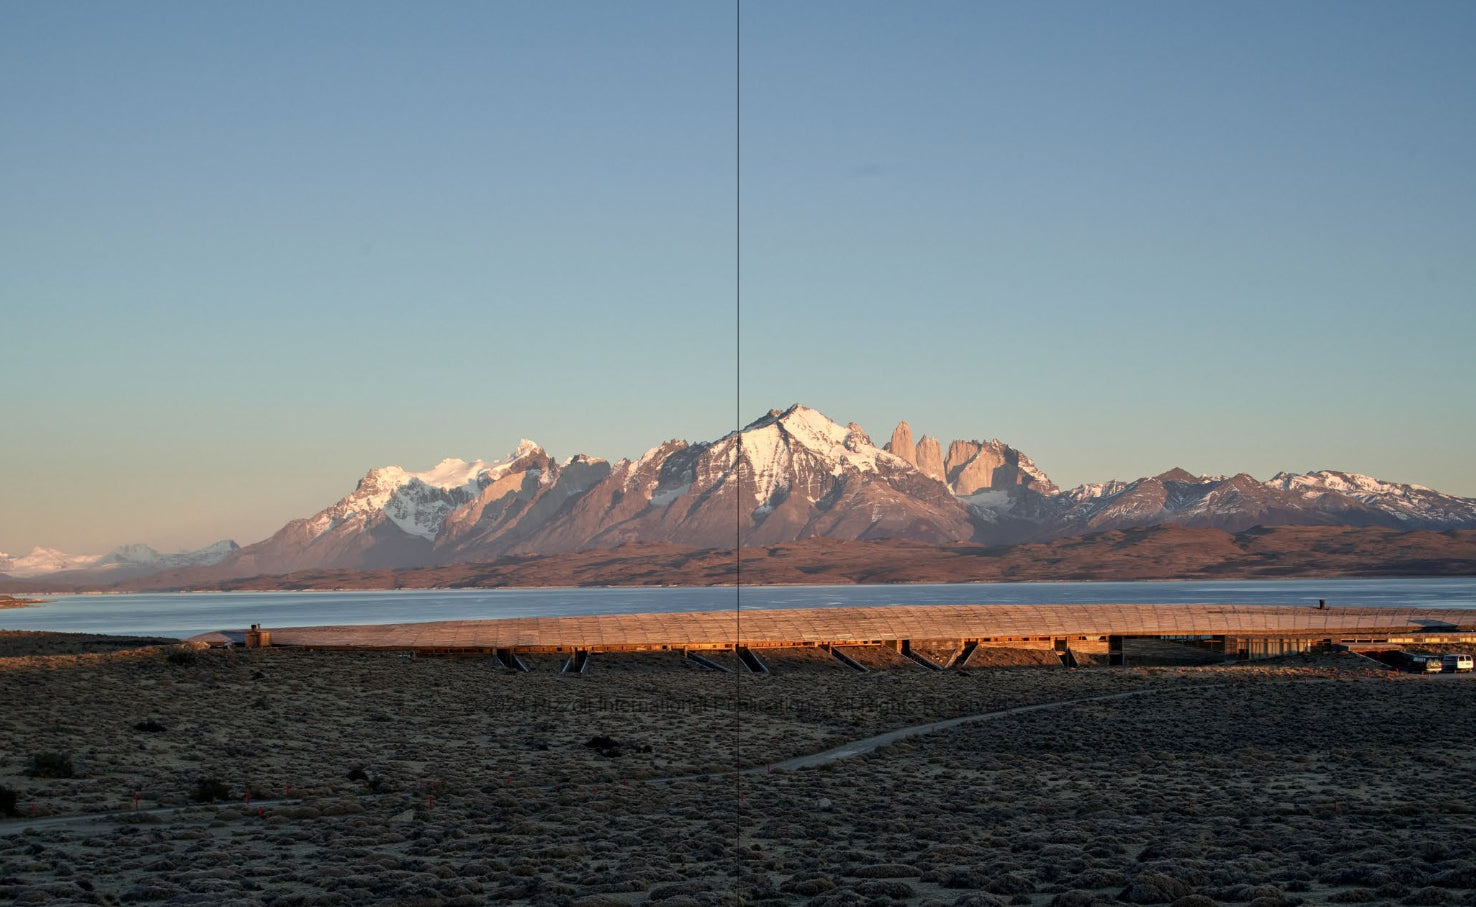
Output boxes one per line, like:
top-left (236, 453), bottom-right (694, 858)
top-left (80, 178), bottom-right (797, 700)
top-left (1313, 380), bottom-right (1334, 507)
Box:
top-left (5, 577), bottom-right (1476, 640)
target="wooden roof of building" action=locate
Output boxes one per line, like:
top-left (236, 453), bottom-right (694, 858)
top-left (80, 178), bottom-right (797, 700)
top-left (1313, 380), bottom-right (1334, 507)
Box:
top-left (221, 603), bottom-right (1476, 651)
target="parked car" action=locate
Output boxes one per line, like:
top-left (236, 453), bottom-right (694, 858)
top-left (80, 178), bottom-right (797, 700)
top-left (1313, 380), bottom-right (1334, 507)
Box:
top-left (1442, 653), bottom-right (1474, 673)
top-left (1384, 651), bottom-right (1450, 673)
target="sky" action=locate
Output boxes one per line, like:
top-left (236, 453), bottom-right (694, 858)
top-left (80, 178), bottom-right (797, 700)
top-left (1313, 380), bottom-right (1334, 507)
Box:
top-left (3, 1), bottom-right (1474, 555)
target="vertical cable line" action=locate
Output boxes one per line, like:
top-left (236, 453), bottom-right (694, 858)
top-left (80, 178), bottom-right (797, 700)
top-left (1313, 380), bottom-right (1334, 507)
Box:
top-left (733, 0), bottom-right (744, 897)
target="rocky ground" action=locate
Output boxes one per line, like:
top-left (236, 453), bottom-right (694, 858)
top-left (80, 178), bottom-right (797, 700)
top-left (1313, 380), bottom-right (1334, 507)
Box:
top-left (2, 635), bottom-right (1474, 906)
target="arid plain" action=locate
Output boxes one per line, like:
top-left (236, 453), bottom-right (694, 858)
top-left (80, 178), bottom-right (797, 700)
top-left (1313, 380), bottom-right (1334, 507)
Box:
top-left (3, 633), bottom-right (1476, 906)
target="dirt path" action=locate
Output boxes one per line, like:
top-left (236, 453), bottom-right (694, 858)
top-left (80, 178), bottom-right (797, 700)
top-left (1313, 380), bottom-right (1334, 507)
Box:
top-left (763, 685), bottom-right (1190, 771)
top-left (639, 683), bottom-right (1209, 784)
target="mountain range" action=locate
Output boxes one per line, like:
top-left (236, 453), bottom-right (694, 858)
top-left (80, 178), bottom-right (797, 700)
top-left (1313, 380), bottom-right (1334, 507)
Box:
top-left (0, 541), bottom-right (240, 580)
top-left (6, 403), bottom-right (1476, 588)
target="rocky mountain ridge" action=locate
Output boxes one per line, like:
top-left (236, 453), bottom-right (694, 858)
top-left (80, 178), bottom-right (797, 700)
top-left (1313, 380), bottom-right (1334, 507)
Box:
top-left (9, 403), bottom-right (1476, 585)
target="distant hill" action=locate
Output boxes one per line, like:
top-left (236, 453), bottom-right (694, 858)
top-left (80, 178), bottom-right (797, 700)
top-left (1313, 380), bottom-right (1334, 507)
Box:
top-left (44, 526), bottom-right (1470, 593)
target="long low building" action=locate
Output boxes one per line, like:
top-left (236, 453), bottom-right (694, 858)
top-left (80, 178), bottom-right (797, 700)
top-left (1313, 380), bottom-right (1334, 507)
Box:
top-left (213, 603), bottom-right (1476, 666)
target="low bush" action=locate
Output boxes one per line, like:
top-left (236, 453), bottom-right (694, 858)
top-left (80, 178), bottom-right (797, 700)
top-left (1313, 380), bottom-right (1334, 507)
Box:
top-left (26, 751), bottom-right (74, 778)
top-left (191, 777), bottom-right (231, 802)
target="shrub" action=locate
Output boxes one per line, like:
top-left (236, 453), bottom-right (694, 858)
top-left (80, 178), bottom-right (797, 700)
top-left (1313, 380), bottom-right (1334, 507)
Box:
top-left (583, 735), bottom-right (623, 757)
top-left (191, 777), bottom-right (231, 802)
top-left (1403, 887), bottom-right (1453, 905)
top-left (0, 785), bottom-right (18, 816)
top-left (166, 649), bottom-right (197, 666)
top-left (26, 751), bottom-right (75, 778)
top-left (132, 719), bottom-right (167, 733)
top-left (856, 880), bottom-right (914, 899)
top-left (779, 873), bottom-right (835, 896)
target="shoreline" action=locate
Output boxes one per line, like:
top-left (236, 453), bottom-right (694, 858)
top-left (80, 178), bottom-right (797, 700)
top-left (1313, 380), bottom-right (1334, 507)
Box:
top-left (22, 572), bottom-right (1476, 594)
top-left (8, 582), bottom-right (1476, 643)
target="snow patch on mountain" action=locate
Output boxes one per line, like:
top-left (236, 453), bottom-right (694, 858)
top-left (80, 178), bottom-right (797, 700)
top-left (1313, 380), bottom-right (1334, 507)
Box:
top-left (380, 480), bottom-right (471, 540)
top-left (959, 489), bottom-right (1016, 522)
top-left (737, 420), bottom-right (800, 505)
top-left (650, 482), bottom-right (692, 508)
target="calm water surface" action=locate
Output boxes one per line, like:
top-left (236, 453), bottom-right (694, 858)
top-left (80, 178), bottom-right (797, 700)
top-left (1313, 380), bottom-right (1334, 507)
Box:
top-left (5, 577), bottom-right (1475, 640)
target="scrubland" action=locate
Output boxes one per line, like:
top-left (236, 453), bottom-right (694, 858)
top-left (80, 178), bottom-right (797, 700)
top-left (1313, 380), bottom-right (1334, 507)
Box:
top-left (2, 635), bottom-right (1474, 906)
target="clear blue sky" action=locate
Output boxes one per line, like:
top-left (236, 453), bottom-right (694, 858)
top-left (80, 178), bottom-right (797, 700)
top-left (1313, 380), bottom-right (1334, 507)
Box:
top-left (3, 1), bottom-right (1473, 554)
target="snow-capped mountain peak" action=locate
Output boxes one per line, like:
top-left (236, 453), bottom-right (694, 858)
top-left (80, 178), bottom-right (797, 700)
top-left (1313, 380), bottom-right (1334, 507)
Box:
top-left (354, 456), bottom-right (506, 509)
top-left (0, 541), bottom-right (239, 578)
top-left (1064, 481), bottom-right (1129, 501)
top-left (1154, 467), bottom-right (1203, 484)
top-left (760, 404), bottom-right (903, 468)
top-left (728, 404), bottom-right (910, 507)
top-left (309, 443), bottom-right (551, 542)
top-left (1264, 469), bottom-right (1466, 525)
top-left (1013, 453), bottom-right (1055, 492)
top-left (1268, 470), bottom-right (1432, 497)
top-left (753, 405), bottom-right (853, 453)
top-left (96, 540), bottom-right (240, 569)
top-left (0, 546), bottom-right (105, 577)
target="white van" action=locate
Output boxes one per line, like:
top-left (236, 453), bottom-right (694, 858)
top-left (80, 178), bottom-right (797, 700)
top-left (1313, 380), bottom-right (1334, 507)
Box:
top-left (1442, 653), bottom-right (1474, 673)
